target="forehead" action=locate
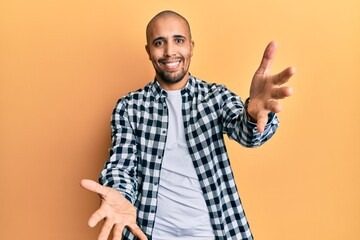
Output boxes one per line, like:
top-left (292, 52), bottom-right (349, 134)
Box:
top-left (147, 15), bottom-right (190, 41)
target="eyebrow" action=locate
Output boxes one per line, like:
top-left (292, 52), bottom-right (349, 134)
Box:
top-left (152, 35), bottom-right (186, 44)
top-left (173, 34), bottom-right (186, 39)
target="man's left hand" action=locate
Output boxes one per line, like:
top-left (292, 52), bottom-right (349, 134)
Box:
top-left (247, 41), bottom-right (296, 133)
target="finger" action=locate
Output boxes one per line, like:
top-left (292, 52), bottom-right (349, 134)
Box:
top-left (81, 179), bottom-right (110, 197)
top-left (98, 219), bottom-right (115, 240)
top-left (265, 99), bottom-right (282, 113)
top-left (271, 86), bottom-right (293, 99)
top-left (112, 224), bottom-right (125, 240)
top-left (272, 66), bottom-right (296, 85)
top-left (256, 112), bottom-right (269, 133)
top-left (88, 207), bottom-right (107, 228)
top-left (256, 41), bottom-right (278, 76)
top-left (127, 224), bottom-right (148, 240)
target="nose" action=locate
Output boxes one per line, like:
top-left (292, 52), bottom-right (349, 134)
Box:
top-left (164, 42), bottom-right (176, 57)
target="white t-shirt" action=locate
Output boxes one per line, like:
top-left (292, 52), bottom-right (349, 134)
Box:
top-left (152, 90), bottom-right (215, 240)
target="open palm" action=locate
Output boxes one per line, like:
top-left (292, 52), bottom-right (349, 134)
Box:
top-left (81, 179), bottom-right (147, 240)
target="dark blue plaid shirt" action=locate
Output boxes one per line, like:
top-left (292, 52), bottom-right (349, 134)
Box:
top-left (99, 75), bottom-right (279, 239)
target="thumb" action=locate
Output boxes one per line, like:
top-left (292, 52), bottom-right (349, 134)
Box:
top-left (80, 179), bottom-right (110, 197)
top-left (256, 113), bottom-right (268, 133)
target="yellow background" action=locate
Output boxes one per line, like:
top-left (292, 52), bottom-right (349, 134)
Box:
top-left (1, 1), bottom-right (359, 239)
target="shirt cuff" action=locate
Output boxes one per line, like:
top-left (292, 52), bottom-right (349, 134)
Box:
top-left (244, 111), bottom-right (277, 129)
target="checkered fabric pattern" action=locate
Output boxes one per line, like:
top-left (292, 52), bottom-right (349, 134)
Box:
top-left (99, 75), bottom-right (279, 240)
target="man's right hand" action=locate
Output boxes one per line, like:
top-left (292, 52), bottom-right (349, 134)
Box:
top-left (80, 179), bottom-right (148, 240)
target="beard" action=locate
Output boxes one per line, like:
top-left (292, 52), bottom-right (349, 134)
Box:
top-left (155, 67), bottom-right (187, 85)
top-left (154, 56), bottom-right (190, 85)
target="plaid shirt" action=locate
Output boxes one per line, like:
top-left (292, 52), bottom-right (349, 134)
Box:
top-left (99, 75), bottom-right (279, 240)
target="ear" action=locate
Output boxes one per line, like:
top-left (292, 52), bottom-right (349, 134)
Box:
top-left (145, 44), bottom-right (151, 60)
top-left (190, 40), bottom-right (195, 57)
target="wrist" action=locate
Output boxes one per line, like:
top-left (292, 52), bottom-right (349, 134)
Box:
top-left (244, 98), bottom-right (257, 122)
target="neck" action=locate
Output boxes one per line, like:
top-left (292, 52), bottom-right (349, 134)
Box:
top-left (156, 74), bottom-right (189, 91)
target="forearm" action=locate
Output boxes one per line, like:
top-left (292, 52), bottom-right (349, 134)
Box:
top-left (221, 92), bottom-right (279, 147)
top-left (99, 99), bottom-right (139, 203)
top-left (99, 146), bottom-right (139, 203)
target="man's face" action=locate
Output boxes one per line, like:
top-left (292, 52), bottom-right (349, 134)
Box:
top-left (145, 15), bottom-right (194, 90)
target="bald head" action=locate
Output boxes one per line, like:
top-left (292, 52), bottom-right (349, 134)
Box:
top-left (146, 10), bottom-right (192, 44)
top-left (144, 10), bottom-right (194, 90)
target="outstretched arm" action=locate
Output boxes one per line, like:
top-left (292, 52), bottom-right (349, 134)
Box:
top-left (247, 41), bottom-right (295, 133)
top-left (80, 179), bottom-right (147, 240)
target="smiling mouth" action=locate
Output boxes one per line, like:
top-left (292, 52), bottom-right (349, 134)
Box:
top-left (160, 60), bottom-right (181, 70)
top-left (165, 61), bottom-right (180, 67)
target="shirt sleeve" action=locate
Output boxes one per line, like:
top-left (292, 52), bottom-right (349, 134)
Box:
top-left (219, 85), bottom-right (280, 148)
top-left (99, 97), bottom-right (138, 204)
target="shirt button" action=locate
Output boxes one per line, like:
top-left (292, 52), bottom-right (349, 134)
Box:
top-left (162, 130), bottom-right (166, 134)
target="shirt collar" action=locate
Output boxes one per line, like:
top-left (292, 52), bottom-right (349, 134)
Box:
top-left (151, 74), bottom-right (196, 100)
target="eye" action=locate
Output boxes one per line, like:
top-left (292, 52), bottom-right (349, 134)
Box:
top-left (154, 40), bottom-right (165, 46)
top-left (175, 38), bottom-right (185, 43)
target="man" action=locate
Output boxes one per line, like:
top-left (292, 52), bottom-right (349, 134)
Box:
top-left (81, 10), bottom-right (295, 240)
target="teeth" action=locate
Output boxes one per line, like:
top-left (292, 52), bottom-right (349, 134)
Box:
top-left (166, 61), bottom-right (180, 67)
